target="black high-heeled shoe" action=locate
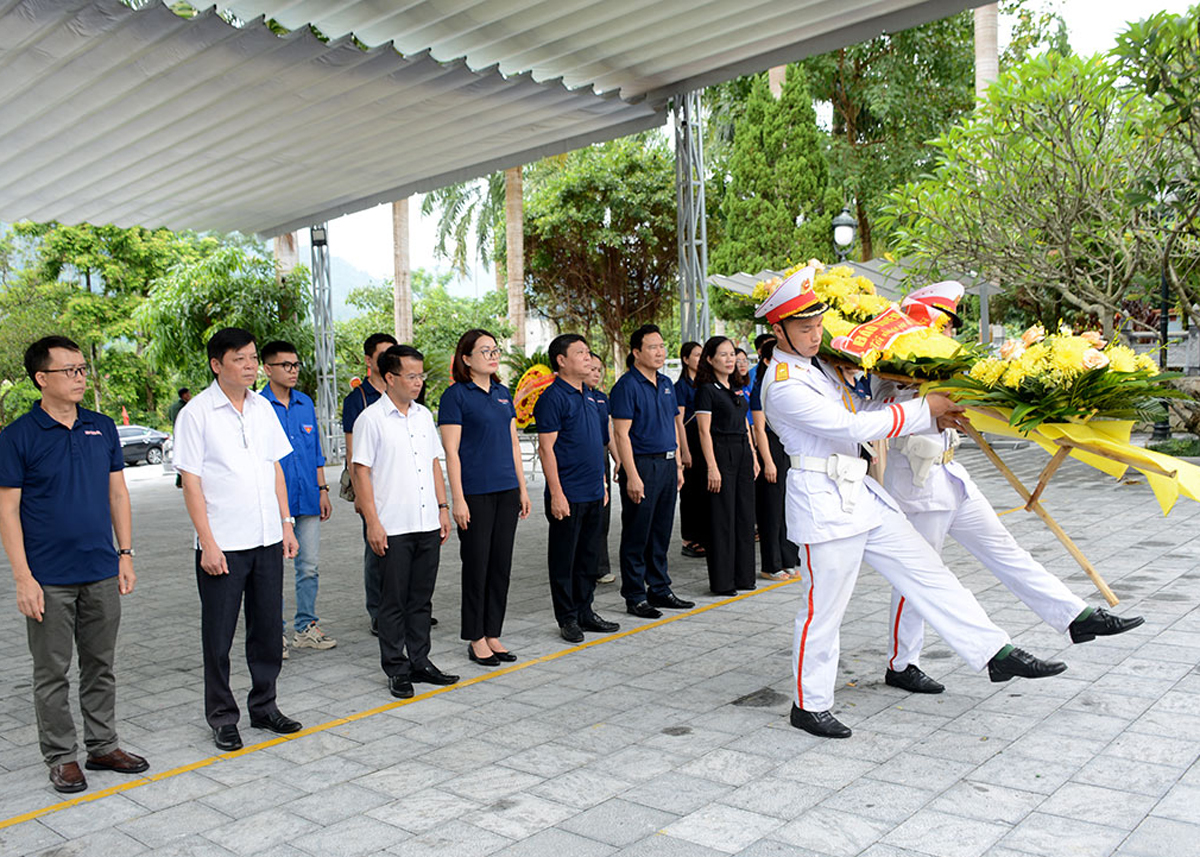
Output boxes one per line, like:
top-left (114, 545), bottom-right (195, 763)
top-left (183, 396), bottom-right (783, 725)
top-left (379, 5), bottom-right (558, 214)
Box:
top-left (467, 644), bottom-right (500, 666)
top-left (491, 650), bottom-right (517, 662)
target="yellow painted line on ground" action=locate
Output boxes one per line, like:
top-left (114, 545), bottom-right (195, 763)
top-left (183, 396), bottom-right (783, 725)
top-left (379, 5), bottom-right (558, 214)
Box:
top-left (0, 578), bottom-right (797, 831)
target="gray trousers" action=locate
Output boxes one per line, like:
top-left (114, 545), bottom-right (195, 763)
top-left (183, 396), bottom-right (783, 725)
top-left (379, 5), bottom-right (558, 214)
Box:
top-left (26, 577), bottom-right (121, 767)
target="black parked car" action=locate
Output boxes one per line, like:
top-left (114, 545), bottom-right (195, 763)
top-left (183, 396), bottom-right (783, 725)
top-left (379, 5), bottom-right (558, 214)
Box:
top-left (118, 425), bottom-right (169, 465)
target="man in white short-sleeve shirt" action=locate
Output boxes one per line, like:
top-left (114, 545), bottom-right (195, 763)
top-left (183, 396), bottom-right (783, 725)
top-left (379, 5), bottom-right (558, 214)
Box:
top-left (352, 344), bottom-right (456, 699)
top-left (174, 328), bottom-right (302, 752)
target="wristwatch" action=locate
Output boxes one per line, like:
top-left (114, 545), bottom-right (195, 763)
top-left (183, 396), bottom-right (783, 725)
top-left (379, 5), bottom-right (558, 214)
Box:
top-left (118, 548), bottom-right (135, 557)
top-left (438, 502), bottom-right (450, 510)
top-left (282, 516), bottom-right (296, 525)
top-left (318, 485), bottom-right (330, 492)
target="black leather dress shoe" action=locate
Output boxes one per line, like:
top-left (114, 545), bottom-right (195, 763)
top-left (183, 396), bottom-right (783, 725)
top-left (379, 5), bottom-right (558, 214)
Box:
top-left (627, 601), bottom-right (663, 619)
top-left (250, 710), bottom-right (302, 734)
top-left (389, 675), bottom-right (414, 698)
top-left (560, 621), bottom-right (584, 643)
top-left (711, 588), bottom-right (737, 597)
top-left (492, 650), bottom-right (517, 662)
top-left (885, 665), bottom-right (945, 694)
top-left (1069, 607), bottom-right (1145, 644)
top-left (468, 644), bottom-right (500, 666)
top-left (647, 592), bottom-right (695, 610)
top-left (579, 613), bottom-right (620, 633)
top-left (988, 647), bottom-right (1068, 682)
top-left (412, 664), bottom-right (459, 685)
top-left (789, 705), bottom-right (852, 738)
top-left (213, 724), bottom-right (243, 751)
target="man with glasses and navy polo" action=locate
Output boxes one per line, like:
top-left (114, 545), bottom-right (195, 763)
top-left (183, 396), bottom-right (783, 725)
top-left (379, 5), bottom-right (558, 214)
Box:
top-left (174, 327), bottom-right (303, 752)
top-left (260, 341), bottom-right (336, 658)
top-left (610, 324), bottom-right (695, 619)
top-left (0, 336), bottom-right (148, 794)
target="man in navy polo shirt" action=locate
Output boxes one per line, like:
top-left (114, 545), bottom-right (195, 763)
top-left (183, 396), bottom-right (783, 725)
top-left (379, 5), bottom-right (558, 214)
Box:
top-left (535, 334), bottom-right (620, 643)
top-left (611, 324), bottom-right (695, 619)
top-left (261, 340), bottom-right (336, 656)
top-left (343, 332), bottom-right (396, 635)
top-left (0, 336), bottom-right (148, 794)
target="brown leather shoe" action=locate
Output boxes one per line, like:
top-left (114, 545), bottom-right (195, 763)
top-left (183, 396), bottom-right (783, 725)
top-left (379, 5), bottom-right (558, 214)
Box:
top-left (85, 748), bottom-right (149, 775)
top-left (49, 761), bottom-right (87, 793)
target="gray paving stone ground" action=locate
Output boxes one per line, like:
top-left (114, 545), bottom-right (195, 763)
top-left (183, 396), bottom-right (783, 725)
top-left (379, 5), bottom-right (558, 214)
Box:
top-left (2, 440), bottom-right (1199, 856)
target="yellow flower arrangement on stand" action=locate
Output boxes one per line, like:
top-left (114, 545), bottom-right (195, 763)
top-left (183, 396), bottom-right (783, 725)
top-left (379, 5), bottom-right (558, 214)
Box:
top-left (946, 325), bottom-right (1176, 432)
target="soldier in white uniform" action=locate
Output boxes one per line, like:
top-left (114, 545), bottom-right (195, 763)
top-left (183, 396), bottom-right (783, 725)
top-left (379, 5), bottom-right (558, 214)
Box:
top-left (757, 268), bottom-right (1068, 738)
top-left (875, 285), bottom-right (1144, 695)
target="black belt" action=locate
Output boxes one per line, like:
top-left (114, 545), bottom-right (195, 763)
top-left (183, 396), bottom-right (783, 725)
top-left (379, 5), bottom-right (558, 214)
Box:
top-left (634, 451), bottom-right (676, 459)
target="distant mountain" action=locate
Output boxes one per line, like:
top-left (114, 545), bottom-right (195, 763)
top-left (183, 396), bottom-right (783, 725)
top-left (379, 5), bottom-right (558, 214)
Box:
top-left (329, 256), bottom-right (386, 321)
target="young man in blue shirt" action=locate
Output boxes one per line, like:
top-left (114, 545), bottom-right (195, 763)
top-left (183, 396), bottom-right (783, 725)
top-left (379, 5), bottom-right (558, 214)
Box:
top-left (610, 324), bottom-right (695, 619)
top-left (0, 336), bottom-right (148, 793)
top-left (261, 341), bottom-right (335, 656)
top-left (536, 335), bottom-right (620, 643)
top-left (342, 332), bottom-right (397, 636)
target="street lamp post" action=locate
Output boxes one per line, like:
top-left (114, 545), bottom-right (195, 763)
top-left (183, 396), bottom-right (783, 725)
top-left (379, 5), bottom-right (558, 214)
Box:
top-left (832, 206), bottom-right (856, 262)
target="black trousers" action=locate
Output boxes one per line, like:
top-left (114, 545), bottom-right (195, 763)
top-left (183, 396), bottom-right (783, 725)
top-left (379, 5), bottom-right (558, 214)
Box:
top-left (597, 459), bottom-right (612, 576)
top-left (458, 488), bottom-right (520, 640)
top-left (678, 420), bottom-right (705, 544)
top-left (195, 542), bottom-right (283, 728)
top-left (618, 455), bottom-right (677, 605)
top-left (378, 530), bottom-right (440, 679)
top-left (756, 426), bottom-right (799, 575)
top-left (545, 498), bottom-right (602, 625)
top-left (705, 437), bottom-right (757, 592)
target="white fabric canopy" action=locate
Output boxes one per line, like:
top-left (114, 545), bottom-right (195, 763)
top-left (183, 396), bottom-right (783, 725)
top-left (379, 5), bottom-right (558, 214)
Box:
top-left (0, 0), bottom-right (981, 236)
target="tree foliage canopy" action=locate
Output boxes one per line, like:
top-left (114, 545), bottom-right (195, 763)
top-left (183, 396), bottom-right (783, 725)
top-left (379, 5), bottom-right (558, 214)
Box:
top-left (801, 14), bottom-right (974, 260)
top-left (524, 134), bottom-right (678, 356)
top-left (881, 52), bottom-right (1181, 334)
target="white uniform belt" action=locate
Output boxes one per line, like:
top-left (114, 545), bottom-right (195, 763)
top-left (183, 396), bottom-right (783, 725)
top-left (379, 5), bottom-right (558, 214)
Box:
top-left (788, 453), bottom-right (869, 512)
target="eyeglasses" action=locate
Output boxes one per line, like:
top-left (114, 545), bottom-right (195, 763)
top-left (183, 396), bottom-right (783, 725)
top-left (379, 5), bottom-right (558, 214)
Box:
top-left (267, 361), bottom-right (301, 372)
top-left (473, 348), bottom-right (501, 359)
top-left (397, 372), bottom-right (428, 382)
top-left (42, 365), bottom-right (89, 379)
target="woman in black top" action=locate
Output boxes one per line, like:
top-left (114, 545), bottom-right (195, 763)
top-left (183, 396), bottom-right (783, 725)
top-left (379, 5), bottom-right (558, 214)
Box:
top-left (675, 342), bottom-right (705, 558)
top-left (750, 339), bottom-right (801, 581)
top-left (694, 336), bottom-right (759, 595)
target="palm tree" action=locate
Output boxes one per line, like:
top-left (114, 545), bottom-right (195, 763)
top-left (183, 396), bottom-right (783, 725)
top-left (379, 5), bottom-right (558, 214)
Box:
top-left (420, 174), bottom-right (505, 284)
top-left (505, 166), bottom-right (526, 350)
top-left (393, 198), bottom-right (412, 342)
top-left (974, 3), bottom-right (999, 101)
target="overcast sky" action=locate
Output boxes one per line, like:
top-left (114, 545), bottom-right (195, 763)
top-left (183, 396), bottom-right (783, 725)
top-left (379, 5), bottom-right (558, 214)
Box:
top-left (315, 0), bottom-right (1195, 297)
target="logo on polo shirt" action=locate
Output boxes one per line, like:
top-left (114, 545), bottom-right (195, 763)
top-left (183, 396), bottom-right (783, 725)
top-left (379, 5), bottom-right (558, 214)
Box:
top-left (84, 430), bottom-right (104, 436)
top-left (498, 399), bottom-right (509, 405)
top-left (303, 424), bottom-right (313, 434)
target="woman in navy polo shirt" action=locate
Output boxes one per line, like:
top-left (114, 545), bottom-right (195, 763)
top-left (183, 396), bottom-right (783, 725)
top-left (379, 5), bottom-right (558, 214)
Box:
top-left (675, 342), bottom-right (705, 559)
top-left (439, 329), bottom-right (532, 667)
top-left (694, 336), bottom-right (759, 595)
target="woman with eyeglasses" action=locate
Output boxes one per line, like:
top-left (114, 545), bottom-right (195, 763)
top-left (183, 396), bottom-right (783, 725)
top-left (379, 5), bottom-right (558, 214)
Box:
top-left (438, 329), bottom-right (532, 667)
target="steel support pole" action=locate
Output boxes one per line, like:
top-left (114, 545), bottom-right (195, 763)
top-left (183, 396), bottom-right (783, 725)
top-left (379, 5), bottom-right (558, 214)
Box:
top-left (675, 90), bottom-right (709, 344)
top-left (310, 224), bottom-right (340, 461)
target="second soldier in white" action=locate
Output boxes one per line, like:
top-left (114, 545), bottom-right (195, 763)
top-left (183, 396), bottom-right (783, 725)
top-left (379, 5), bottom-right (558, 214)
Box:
top-left (757, 268), bottom-right (1068, 738)
top-left (875, 284), bottom-right (1144, 695)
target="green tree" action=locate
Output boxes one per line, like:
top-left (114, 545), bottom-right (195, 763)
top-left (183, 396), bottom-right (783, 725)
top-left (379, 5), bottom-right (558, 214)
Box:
top-left (524, 134), bottom-right (678, 360)
top-left (881, 52), bottom-right (1171, 336)
top-left (709, 69), bottom-right (838, 295)
top-left (801, 14), bottom-right (974, 260)
top-left (0, 281), bottom-right (74, 425)
top-left (1113, 5), bottom-right (1200, 326)
top-left (136, 245), bottom-right (313, 395)
top-left (334, 269), bottom-right (511, 406)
